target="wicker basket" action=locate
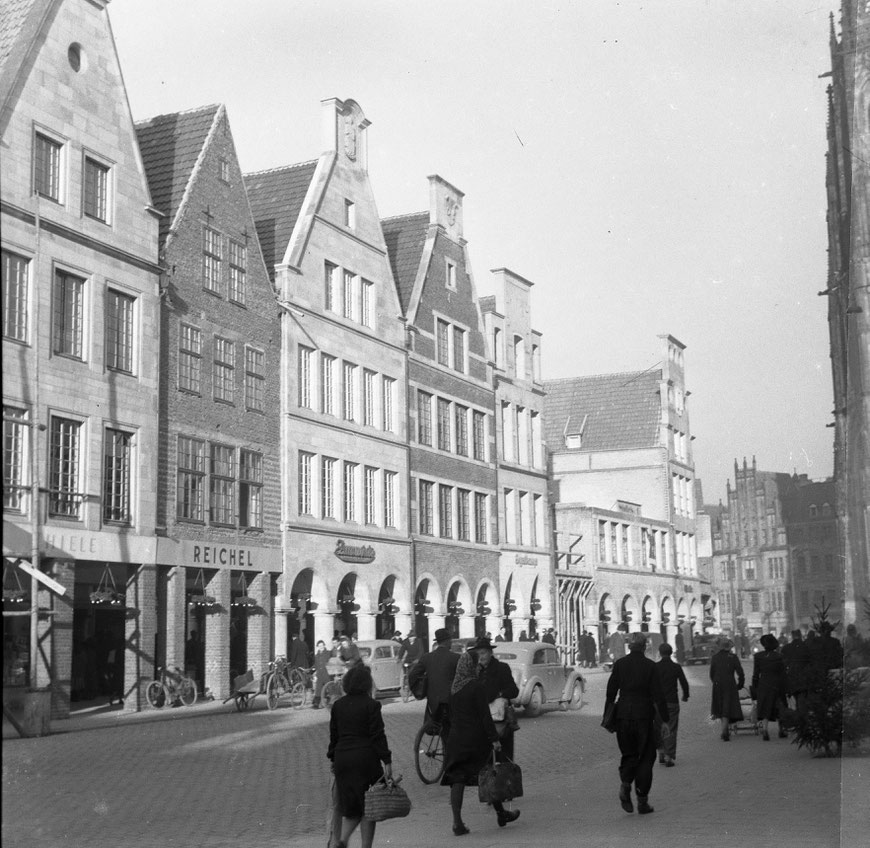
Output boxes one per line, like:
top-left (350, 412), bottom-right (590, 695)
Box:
top-left (364, 777), bottom-right (411, 822)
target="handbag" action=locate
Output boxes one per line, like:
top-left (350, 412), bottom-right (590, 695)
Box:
top-left (489, 696), bottom-right (508, 722)
top-left (601, 699), bottom-right (619, 733)
top-left (478, 752), bottom-right (523, 803)
top-left (364, 776), bottom-right (412, 822)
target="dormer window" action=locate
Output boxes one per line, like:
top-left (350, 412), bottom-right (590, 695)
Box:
top-left (566, 434), bottom-right (582, 449)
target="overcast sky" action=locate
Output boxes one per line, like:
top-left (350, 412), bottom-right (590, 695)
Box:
top-left (110, 0), bottom-right (836, 503)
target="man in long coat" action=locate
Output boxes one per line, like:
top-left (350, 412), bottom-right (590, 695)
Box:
top-left (409, 628), bottom-right (459, 732)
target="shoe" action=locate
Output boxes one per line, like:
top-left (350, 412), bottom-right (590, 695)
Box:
top-left (720, 731), bottom-right (730, 741)
top-left (637, 796), bottom-right (654, 815)
top-left (762, 731), bottom-right (770, 741)
top-left (452, 823), bottom-right (470, 836)
top-left (665, 758), bottom-right (675, 767)
top-left (497, 809), bottom-right (520, 827)
top-left (619, 783), bottom-right (633, 813)
top-left (658, 753), bottom-right (666, 764)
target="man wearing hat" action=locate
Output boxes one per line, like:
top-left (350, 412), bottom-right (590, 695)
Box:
top-left (654, 642), bottom-right (689, 766)
top-left (604, 631), bottom-right (670, 815)
top-left (473, 636), bottom-right (520, 760)
top-left (409, 628), bottom-right (459, 733)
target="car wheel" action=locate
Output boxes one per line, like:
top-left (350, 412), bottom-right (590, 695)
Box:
top-left (568, 679), bottom-right (584, 710)
top-left (526, 685), bottom-right (544, 717)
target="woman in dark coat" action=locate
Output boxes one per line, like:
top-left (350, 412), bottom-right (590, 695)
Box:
top-left (327, 663), bottom-right (392, 848)
top-left (751, 633), bottom-right (789, 740)
top-left (709, 637), bottom-right (745, 741)
top-left (441, 651), bottom-right (520, 835)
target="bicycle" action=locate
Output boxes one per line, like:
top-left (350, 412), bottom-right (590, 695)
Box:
top-left (146, 666), bottom-right (197, 708)
top-left (399, 662), bottom-right (414, 703)
top-left (414, 713), bottom-right (446, 784)
top-left (265, 656), bottom-right (308, 710)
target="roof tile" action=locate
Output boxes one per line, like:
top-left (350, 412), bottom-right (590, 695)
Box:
top-left (381, 212), bottom-right (428, 314)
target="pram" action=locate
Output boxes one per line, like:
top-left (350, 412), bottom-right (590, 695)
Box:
top-left (730, 687), bottom-right (759, 735)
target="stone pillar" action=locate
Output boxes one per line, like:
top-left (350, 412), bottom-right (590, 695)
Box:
top-left (274, 609), bottom-right (289, 659)
top-left (247, 572), bottom-right (272, 678)
top-left (663, 624), bottom-right (678, 645)
top-left (313, 612), bottom-right (335, 649)
top-left (394, 613), bottom-right (413, 637)
top-left (427, 613), bottom-right (446, 634)
top-left (485, 614), bottom-right (502, 638)
top-left (124, 564), bottom-right (158, 713)
top-left (205, 569), bottom-right (231, 700)
top-left (165, 567), bottom-right (186, 673)
top-left (356, 613), bottom-right (376, 641)
top-left (49, 559), bottom-right (75, 720)
top-left (510, 617), bottom-right (530, 640)
top-left (458, 614), bottom-right (476, 638)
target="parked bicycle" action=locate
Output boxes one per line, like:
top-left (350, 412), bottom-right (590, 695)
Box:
top-left (414, 715), bottom-right (446, 784)
top-left (265, 656), bottom-right (308, 710)
top-left (146, 666), bottom-right (197, 708)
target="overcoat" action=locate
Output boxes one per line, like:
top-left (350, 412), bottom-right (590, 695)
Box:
top-left (709, 649), bottom-right (745, 722)
top-left (751, 649), bottom-right (788, 720)
top-left (440, 679), bottom-right (499, 786)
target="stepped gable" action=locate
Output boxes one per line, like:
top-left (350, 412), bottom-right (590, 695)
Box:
top-left (381, 211), bottom-right (429, 315)
top-left (244, 161), bottom-right (318, 283)
top-left (134, 104), bottom-right (220, 245)
top-left (543, 370), bottom-right (662, 452)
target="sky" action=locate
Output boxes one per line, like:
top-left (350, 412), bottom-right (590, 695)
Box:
top-left (109, 0), bottom-right (836, 504)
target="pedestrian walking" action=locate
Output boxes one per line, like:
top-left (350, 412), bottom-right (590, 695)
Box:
top-left (441, 651), bottom-right (520, 835)
top-left (312, 640), bottom-right (331, 708)
top-left (409, 627), bottom-right (459, 732)
top-left (709, 637), bottom-right (745, 741)
top-left (338, 634), bottom-right (361, 667)
top-left (654, 642), bottom-right (689, 766)
top-left (751, 633), bottom-right (789, 741)
top-left (326, 662), bottom-right (393, 848)
top-left (473, 636), bottom-right (520, 760)
top-left (583, 631), bottom-right (598, 668)
top-left (398, 632), bottom-right (424, 666)
top-left (782, 629), bottom-right (810, 715)
top-left (604, 631), bottom-right (670, 815)
top-left (289, 632), bottom-right (309, 671)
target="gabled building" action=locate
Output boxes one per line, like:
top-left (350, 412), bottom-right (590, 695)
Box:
top-left (382, 177), bottom-right (499, 643)
top-left (1, 0), bottom-right (161, 714)
top-left (246, 98), bottom-right (411, 652)
top-left (544, 335), bottom-right (703, 656)
top-left (135, 104), bottom-right (282, 700)
top-left (480, 270), bottom-right (552, 640)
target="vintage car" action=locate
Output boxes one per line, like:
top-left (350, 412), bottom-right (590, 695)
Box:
top-left (354, 639), bottom-right (404, 697)
top-left (450, 637), bottom-right (479, 654)
top-left (494, 642), bottom-right (585, 717)
top-left (686, 633), bottom-right (718, 665)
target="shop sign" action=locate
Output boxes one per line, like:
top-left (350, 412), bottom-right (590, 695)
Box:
top-left (334, 540), bottom-right (375, 564)
top-left (192, 545), bottom-right (256, 568)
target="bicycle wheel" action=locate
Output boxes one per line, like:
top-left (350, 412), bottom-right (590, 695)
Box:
top-left (400, 677), bottom-right (411, 703)
top-left (414, 723), bottom-right (445, 784)
top-left (266, 673), bottom-right (282, 710)
top-left (289, 681), bottom-right (307, 710)
top-left (146, 681), bottom-right (166, 709)
top-left (179, 677), bottom-right (197, 707)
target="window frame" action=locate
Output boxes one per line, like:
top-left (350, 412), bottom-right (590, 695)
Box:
top-left (213, 336), bottom-right (236, 404)
top-left (2, 249), bottom-right (30, 343)
top-left (321, 456), bottom-right (336, 519)
top-left (209, 442), bottom-right (236, 526)
top-left (383, 470), bottom-right (396, 528)
top-left (244, 346), bottom-right (264, 412)
top-left (52, 268), bottom-right (86, 361)
top-left (83, 153), bottom-right (111, 223)
top-left (239, 449), bottom-right (263, 529)
top-left (437, 397), bottom-right (452, 452)
top-left (102, 427), bottom-right (134, 525)
top-left (343, 460), bottom-right (358, 523)
top-left (439, 484), bottom-right (453, 538)
top-left (298, 345), bottom-right (313, 409)
top-left (417, 391), bottom-right (432, 446)
top-left (228, 239), bottom-right (247, 305)
top-left (176, 435), bottom-right (206, 522)
top-left (33, 129), bottom-right (64, 203)
top-left (105, 288), bottom-right (136, 374)
top-left (3, 405), bottom-right (29, 513)
top-left (48, 414), bottom-right (84, 520)
top-left (178, 323), bottom-right (203, 394)
top-left (419, 479), bottom-right (434, 536)
top-left (202, 225), bottom-right (223, 294)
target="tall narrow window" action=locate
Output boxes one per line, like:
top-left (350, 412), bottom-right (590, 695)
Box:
top-left (244, 346), bottom-right (264, 411)
top-left (2, 250), bottom-right (29, 342)
top-left (519, 491), bottom-right (531, 545)
top-left (34, 133), bottom-right (62, 201)
top-left (53, 270), bottom-right (85, 359)
top-left (505, 488), bottom-right (517, 545)
top-left (3, 406), bottom-right (28, 512)
top-left (493, 327), bottom-right (502, 367)
top-left (298, 345), bottom-right (313, 409)
top-left (203, 226), bottom-right (222, 293)
top-left (517, 406), bottom-right (529, 465)
top-left (472, 410), bottom-right (486, 461)
top-left (343, 270), bottom-right (355, 320)
top-left (437, 398), bottom-right (451, 451)
top-left (502, 402), bottom-right (515, 462)
top-left (382, 377), bottom-right (395, 432)
top-left (457, 489), bottom-right (470, 541)
top-left (228, 240), bottom-right (247, 304)
top-left (298, 452), bottom-right (314, 516)
top-left (364, 466), bottom-right (377, 524)
top-left (417, 391), bottom-right (432, 445)
top-left (343, 461), bottom-right (358, 522)
top-left (445, 259), bottom-right (456, 290)
top-left (209, 443), bottom-right (235, 525)
top-left (361, 280), bottom-right (374, 328)
top-left (105, 290), bottom-right (135, 373)
top-left (49, 416), bottom-right (82, 519)
top-left (453, 326), bottom-right (465, 373)
top-left (177, 436), bottom-right (205, 521)
top-left (530, 411), bottom-right (542, 468)
top-left (179, 324), bottom-right (202, 393)
top-left (342, 362), bottom-right (357, 421)
top-left (321, 354), bottom-right (336, 415)
top-left (474, 492), bottom-right (488, 544)
top-left (383, 470), bottom-right (396, 527)
top-left (533, 494), bottom-right (544, 547)
top-left (239, 450), bottom-right (262, 528)
top-left (321, 457), bottom-right (336, 518)
top-left (344, 199), bottom-right (355, 229)
top-left (324, 261), bottom-right (337, 311)
top-left (455, 405), bottom-right (468, 456)
top-left (363, 369), bottom-right (376, 426)
top-left (439, 485), bottom-right (453, 538)
top-left (513, 334), bottom-right (525, 379)
top-left (103, 428), bottom-right (132, 524)
top-left (436, 319), bottom-right (450, 366)
top-left (419, 480), bottom-right (434, 535)
top-left (213, 337), bottom-right (235, 403)
top-left (83, 157), bottom-right (109, 222)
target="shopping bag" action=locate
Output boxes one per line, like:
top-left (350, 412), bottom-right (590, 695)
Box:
top-left (478, 752), bottom-right (523, 803)
top-left (364, 776), bottom-right (412, 822)
top-left (489, 696), bottom-right (508, 721)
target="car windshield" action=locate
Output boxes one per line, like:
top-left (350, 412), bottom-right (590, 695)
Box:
top-left (357, 647), bottom-right (372, 659)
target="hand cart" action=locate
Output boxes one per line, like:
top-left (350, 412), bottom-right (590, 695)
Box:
top-left (730, 687), bottom-right (759, 735)
top-left (223, 669), bottom-right (267, 712)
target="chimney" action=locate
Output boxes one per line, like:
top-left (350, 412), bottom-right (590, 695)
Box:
top-left (428, 174), bottom-right (464, 240)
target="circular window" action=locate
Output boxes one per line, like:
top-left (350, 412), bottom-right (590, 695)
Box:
top-left (68, 43), bottom-right (87, 73)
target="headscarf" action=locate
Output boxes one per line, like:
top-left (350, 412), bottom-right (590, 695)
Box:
top-left (451, 651), bottom-right (478, 695)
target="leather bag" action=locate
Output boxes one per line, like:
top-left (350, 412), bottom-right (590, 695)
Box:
top-left (364, 776), bottom-right (412, 822)
top-left (601, 699), bottom-right (619, 733)
top-left (478, 752), bottom-right (523, 803)
top-left (489, 696), bottom-right (508, 721)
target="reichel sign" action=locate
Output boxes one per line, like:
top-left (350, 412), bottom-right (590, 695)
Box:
top-left (334, 540), bottom-right (375, 564)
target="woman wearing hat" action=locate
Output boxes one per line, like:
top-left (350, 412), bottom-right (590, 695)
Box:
top-left (751, 633), bottom-right (789, 740)
top-left (709, 637), bottom-right (745, 741)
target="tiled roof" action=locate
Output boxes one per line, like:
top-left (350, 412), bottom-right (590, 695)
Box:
top-left (135, 105), bottom-right (220, 245)
top-left (381, 212), bottom-right (429, 315)
top-left (244, 161), bottom-right (318, 282)
top-left (0, 0), bottom-right (47, 109)
top-left (543, 370), bottom-right (663, 452)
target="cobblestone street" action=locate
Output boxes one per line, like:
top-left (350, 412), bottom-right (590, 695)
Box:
top-left (4, 668), bottom-right (866, 848)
